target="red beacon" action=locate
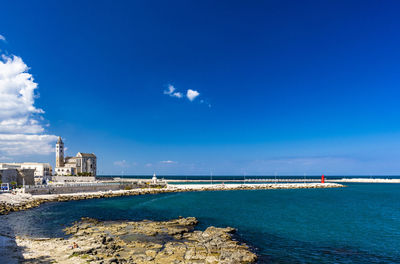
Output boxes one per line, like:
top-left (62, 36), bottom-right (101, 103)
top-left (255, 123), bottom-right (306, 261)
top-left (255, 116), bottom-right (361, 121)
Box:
top-left (321, 174), bottom-right (325, 183)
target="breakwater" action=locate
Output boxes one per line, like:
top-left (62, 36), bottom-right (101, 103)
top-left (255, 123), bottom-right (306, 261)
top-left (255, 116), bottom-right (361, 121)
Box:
top-left (25, 183), bottom-right (137, 195)
top-left (333, 178), bottom-right (400, 183)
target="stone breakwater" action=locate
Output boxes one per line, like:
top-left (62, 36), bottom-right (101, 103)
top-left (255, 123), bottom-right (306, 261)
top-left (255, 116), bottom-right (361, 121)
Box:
top-left (331, 178), bottom-right (400, 183)
top-left (16, 217), bottom-right (257, 264)
top-left (0, 189), bottom-right (171, 215)
top-left (0, 183), bottom-right (344, 215)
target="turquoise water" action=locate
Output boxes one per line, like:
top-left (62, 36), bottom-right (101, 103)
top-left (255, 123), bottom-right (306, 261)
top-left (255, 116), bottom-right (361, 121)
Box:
top-left (1, 183), bottom-right (400, 263)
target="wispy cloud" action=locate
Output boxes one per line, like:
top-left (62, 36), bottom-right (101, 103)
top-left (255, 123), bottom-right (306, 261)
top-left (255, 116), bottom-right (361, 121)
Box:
top-left (113, 160), bottom-right (130, 168)
top-left (0, 35), bottom-right (5, 42)
top-left (200, 99), bottom-right (211, 108)
top-left (0, 54), bottom-right (57, 156)
top-left (186, 89), bottom-right (200, 101)
top-left (160, 160), bottom-right (177, 164)
top-left (164, 85), bottom-right (183, 98)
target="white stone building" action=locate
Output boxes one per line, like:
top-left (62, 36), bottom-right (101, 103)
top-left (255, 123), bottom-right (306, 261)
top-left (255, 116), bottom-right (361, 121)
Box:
top-left (54, 137), bottom-right (97, 176)
top-left (0, 162), bottom-right (52, 185)
top-left (0, 162), bottom-right (52, 177)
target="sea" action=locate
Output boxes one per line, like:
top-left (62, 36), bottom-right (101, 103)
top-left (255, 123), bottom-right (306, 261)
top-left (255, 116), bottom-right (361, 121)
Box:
top-left (1, 176), bottom-right (399, 263)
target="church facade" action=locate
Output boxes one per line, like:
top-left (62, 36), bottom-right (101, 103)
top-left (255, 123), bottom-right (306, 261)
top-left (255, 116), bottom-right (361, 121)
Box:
top-left (54, 137), bottom-right (97, 176)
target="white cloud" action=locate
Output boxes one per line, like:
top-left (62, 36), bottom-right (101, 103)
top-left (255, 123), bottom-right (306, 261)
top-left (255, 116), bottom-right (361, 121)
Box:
top-left (164, 84), bottom-right (183, 98)
top-left (0, 35), bottom-right (5, 42)
top-left (0, 117), bottom-right (44, 133)
top-left (163, 84), bottom-right (175, 95)
top-left (164, 85), bottom-right (203, 103)
top-left (173, 92), bottom-right (183, 98)
top-left (145, 163), bottom-right (153, 167)
top-left (186, 89), bottom-right (200, 101)
top-left (0, 134), bottom-right (57, 156)
top-left (0, 54), bottom-right (57, 156)
top-left (160, 160), bottom-right (177, 164)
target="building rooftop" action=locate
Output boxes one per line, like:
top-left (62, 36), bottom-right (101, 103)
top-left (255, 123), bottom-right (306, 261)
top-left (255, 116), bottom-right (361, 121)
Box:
top-left (77, 152), bottom-right (96, 158)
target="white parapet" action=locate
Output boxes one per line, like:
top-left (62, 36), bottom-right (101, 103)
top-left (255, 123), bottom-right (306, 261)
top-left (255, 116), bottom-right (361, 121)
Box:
top-left (51, 176), bottom-right (96, 183)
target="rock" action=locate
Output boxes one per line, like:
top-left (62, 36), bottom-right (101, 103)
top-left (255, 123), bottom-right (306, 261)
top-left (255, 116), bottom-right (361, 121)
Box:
top-left (15, 217), bottom-right (257, 263)
top-left (145, 249), bottom-right (157, 259)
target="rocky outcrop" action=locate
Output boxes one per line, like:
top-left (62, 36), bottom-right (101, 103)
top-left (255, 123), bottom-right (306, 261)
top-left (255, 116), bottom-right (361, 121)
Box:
top-left (17, 217), bottom-right (257, 263)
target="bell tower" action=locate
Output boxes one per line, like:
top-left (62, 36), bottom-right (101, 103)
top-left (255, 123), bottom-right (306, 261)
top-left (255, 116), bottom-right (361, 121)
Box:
top-left (56, 136), bottom-right (64, 167)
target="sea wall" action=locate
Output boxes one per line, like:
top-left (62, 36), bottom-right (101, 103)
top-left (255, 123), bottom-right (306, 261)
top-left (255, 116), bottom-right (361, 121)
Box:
top-left (51, 176), bottom-right (96, 183)
top-left (0, 169), bottom-right (17, 184)
top-left (25, 181), bottom-right (167, 195)
top-left (0, 169), bottom-right (35, 185)
top-left (25, 184), bottom-right (131, 195)
top-left (17, 169), bottom-right (35, 185)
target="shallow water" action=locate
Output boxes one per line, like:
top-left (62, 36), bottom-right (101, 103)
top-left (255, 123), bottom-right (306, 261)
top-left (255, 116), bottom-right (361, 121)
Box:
top-left (1, 183), bottom-right (399, 263)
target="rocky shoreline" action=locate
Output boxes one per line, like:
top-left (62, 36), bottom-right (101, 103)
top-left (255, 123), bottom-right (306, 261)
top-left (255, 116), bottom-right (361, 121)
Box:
top-left (0, 183), bottom-right (344, 215)
top-left (16, 217), bottom-right (257, 263)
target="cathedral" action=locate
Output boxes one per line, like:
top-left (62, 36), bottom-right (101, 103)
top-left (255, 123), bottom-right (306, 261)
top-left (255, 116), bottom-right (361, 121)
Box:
top-left (54, 137), bottom-right (97, 176)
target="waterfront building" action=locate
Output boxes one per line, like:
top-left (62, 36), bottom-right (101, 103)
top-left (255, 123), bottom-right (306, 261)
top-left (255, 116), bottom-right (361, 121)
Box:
top-left (54, 137), bottom-right (97, 176)
top-left (0, 162), bottom-right (52, 177)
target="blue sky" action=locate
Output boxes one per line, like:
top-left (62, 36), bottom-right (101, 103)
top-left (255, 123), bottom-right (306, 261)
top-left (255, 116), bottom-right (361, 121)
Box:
top-left (1, 0), bottom-right (400, 175)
